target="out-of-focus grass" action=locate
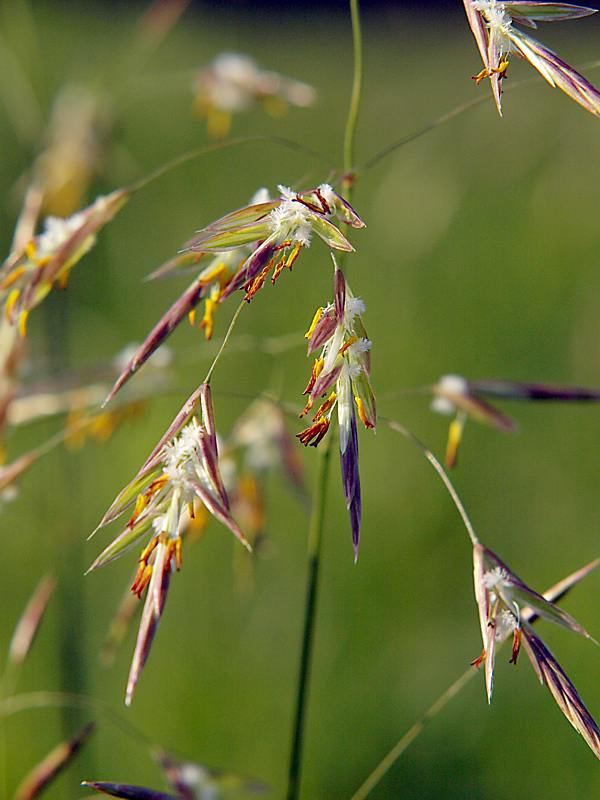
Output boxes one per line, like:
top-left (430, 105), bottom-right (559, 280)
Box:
top-left (1, 1), bottom-right (600, 798)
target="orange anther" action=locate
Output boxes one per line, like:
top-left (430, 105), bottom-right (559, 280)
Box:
top-left (509, 627), bottom-right (522, 665)
top-left (296, 416), bottom-right (330, 447)
top-left (0, 265), bottom-right (26, 291)
top-left (302, 358), bottom-right (324, 397)
top-left (244, 262), bottom-right (273, 301)
top-left (339, 336), bottom-right (358, 356)
top-left (314, 391), bottom-right (337, 419)
top-left (131, 563), bottom-right (153, 597)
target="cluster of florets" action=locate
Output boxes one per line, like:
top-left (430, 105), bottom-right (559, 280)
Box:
top-left (297, 266), bottom-right (376, 560)
top-left (89, 384), bottom-right (248, 703)
top-left (0, 190), bottom-right (128, 336)
top-left (106, 183), bottom-right (366, 404)
top-left (471, 544), bottom-right (599, 758)
top-left (464, 0), bottom-right (600, 115)
top-left (194, 52), bottom-right (316, 137)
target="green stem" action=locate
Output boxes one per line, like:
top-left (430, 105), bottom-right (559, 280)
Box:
top-left (357, 61), bottom-right (600, 176)
top-left (349, 667), bottom-right (478, 800)
top-left (285, 438), bottom-right (334, 800)
top-left (343, 0), bottom-right (363, 181)
top-left (285, 3), bottom-right (364, 799)
top-left (130, 136), bottom-right (333, 194)
top-left (0, 691), bottom-right (152, 750)
top-left (346, 416), bottom-right (483, 799)
top-left (385, 419), bottom-right (479, 547)
top-left (203, 300), bottom-right (246, 385)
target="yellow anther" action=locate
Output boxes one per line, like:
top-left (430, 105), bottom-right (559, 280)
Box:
top-left (88, 412), bottom-right (119, 442)
top-left (174, 536), bottom-right (183, 570)
top-left (138, 535), bottom-right (159, 565)
top-left (25, 240), bottom-right (37, 261)
top-left (237, 473), bottom-right (266, 536)
top-left (18, 310), bottom-right (29, 338)
top-left (0, 265), bottom-right (26, 291)
top-left (188, 309), bottom-right (197, 327)
top-left (187, 502), bottom-right (209, 540)
top-left (472, 67), bottom-right (490, 85)
top-left (148, 475), bottom-right (169, 496)
top-left (5, 289), bottom-right (20, 322)
top-left (472, 60), bottom-right (509, 85)
top-left (305, 307), bottom-right (323, 340)
top-left (199, 262), bottom-right (226, 285)
top-left (200, 296), bottom-right (218, 340)
top-left (354, 396), bottom-right (372, 429)
top-left (64, 409), bottom-right (88, 451)
top-left (130, 493), bottom-right (149, 526)
top-left (285, 241), bottom-right (303, 269)
top-left (206, 108), bottom-right (232, 139)
top-left (445, 415), bottom-right (465, 470)
top-left (314, 391), bottom-right (337, 419)
top-left (57, 269), bottom-right (71, 290)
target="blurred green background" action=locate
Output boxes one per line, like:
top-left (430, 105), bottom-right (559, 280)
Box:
top-left (1, 1), bottom-right (600, 798)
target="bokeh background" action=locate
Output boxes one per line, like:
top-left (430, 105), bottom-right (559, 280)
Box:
top-left (1, 1), bottom-right (600, 798)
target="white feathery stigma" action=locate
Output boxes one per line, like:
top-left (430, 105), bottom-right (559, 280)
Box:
top-left (483, 566), bottom-right (511, 593)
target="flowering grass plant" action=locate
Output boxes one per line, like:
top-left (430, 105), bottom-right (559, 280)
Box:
top-left (1, 1), bottom-right (600, 799)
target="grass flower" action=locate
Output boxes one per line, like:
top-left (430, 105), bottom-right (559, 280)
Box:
top-left (15, 723), bottom-right (95, 800)
top-left (88, 383), bottom-right (249, 704)
top-left (187, 183), bottom-right (364, 302)
top-left (85, 748), bottom-right (268, 800)
top-left (84, 784), bottom-right (177, 800)
top-left (194, 52), bottom-right (316, 137)
top-left (7, 575), bottom-right (56, 667)
top-left (297, 266), bottom-right (376, 560)
top-left (0, 189), bottom-right (129, 336)
top-left (472, 543), bottom-right (600, 757)
top-left (99, 398), bottom-right (307, 662)
top-left (156, 749), bottom-right (268, 798)
top-left (227, 397), bottom-right (306, 499)
top-left (32, 83), bottom-right (113, 216)
top-left (463, 1), bottom-right (600, 115)
top-left (430, 374), bottom-right (600, 467)
top-left (106, 185), bottom-right (364, 404)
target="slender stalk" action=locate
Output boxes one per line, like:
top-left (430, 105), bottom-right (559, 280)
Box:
top-left (349, 552), bottom-right (600, 799)
top-left (285, 438), bottom-right (334, 800)
top-left (386, 419), bottom-right (479, 547)
top-left (0, 691), bottom-right (152, 750)
top-left (130, 136), bottom-right (333, 194)
top-left (349, 667), bottom-right (478, 800)
top-left (286, 3), bottom-right (364, 799)
top-left (43, 293), bottom-right (94, 782)
top-left (343, 0), bottom-right (363, 179)
top-left (358, 61), bottom-right (600, 175)
top-left (203, 300), bottom-right (246, 385)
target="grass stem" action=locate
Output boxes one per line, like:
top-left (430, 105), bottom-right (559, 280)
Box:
top-left (286, 3), bottom-right (363, 798)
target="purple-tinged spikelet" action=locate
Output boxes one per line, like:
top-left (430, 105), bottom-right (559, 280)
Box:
top-left (463, 1), bottom-right (600, 115)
